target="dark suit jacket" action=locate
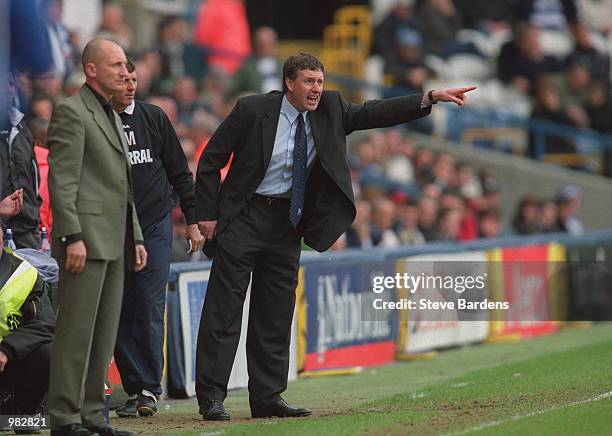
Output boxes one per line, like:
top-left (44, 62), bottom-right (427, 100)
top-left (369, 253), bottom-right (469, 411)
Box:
top-left (196, 90), bottom-right (430, 252)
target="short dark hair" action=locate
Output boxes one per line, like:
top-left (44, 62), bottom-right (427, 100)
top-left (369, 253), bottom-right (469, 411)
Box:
top-left (126, 59), bottom-right (135, 73)
top-left (282, 53), bottom-right (324, 93)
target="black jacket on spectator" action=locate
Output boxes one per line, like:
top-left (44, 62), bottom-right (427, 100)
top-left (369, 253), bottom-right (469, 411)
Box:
top-left (119, 100), bottom-right (196, 231)
top-left (0, 108), bottom-right (41, 247)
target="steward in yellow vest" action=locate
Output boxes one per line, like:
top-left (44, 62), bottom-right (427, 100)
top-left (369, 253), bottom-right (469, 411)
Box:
top-left (0, 224), bottom-right (55, 416)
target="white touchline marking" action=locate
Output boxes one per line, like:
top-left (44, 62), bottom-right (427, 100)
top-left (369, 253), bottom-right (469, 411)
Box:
top-left (446, 391), bottom-right (612, 435)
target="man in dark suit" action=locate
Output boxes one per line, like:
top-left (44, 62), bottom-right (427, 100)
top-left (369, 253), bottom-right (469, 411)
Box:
top-left (195, 52), bottom-right (475, 420)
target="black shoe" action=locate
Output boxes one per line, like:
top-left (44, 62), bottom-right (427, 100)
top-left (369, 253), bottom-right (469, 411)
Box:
top-left (86, 424), bottom-right (133, 436)
top-left (50, 423), bottom-right (100, 436)
top-left (250, 398), bottom-right (312, 418)
top-left (199, 400), bottom-right (230, 421)
top-left (115, 396), bottom-right (138, 418)
top-left (137, 393), bottom-right (157, 417)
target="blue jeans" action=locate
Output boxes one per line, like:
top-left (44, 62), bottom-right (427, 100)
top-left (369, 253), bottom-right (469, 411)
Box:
top-left (114, 212), bottom-right (173, 396)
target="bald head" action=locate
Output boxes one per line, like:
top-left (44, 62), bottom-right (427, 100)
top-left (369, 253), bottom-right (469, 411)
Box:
top-left (81, 38), bottom-right (128, 99)
top-left (82, 38), bottom-right (122, 70)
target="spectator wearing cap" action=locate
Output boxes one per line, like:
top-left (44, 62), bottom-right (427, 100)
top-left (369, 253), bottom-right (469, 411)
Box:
top-left (556, 184), bottom-right (584, 235)
top-left (385, 27), bottom-right (430, 95)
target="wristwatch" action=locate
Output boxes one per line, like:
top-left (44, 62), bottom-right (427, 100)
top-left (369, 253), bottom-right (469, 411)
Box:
top-left (428, 90), bottom-right (437, 104)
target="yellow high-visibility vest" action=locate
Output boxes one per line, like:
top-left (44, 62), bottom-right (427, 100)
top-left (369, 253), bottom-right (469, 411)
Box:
top-left (0, 248), bottom-right (38, 340)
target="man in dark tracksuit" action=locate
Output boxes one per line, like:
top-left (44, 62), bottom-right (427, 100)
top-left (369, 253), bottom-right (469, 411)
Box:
top-left (1, 76), bottom-right (41, 249)
top-left (112, 62), bottom-right (203, 417)
top-left (0, 222), bottom-right (55, 418)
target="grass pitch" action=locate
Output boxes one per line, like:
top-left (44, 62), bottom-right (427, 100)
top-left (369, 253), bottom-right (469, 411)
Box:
top-left (113, 322), bottom-right (612, 435)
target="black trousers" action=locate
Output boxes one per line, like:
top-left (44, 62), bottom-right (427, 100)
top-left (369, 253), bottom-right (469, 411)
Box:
top-left (195, 197), bottom-right (301, 406)
top-left (0, 342), bottom-right (51, 414)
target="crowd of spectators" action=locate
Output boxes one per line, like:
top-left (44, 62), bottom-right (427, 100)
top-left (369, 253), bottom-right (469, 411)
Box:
top-left (328, 129), bottom-right (584, 252)
top-left (7, 0), bottom-right (591, 261)
top-left (372, 0), bottom-right (612, 174)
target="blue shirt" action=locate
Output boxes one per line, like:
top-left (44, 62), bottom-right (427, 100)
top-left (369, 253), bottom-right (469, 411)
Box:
top-left (256, 95), bottom-right (317, 196)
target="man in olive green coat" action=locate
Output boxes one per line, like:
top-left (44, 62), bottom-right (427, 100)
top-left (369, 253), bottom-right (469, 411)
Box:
top-left (47, 38), bottom-right (147, 436)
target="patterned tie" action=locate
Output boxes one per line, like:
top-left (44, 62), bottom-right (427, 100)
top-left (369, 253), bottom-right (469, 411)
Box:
top-left (289, 113), bottom-right (307, 227)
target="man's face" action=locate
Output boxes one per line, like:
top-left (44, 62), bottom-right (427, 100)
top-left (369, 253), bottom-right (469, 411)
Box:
top-left (285, 69), bottom-right (323, 112)
top-left (115, 71), bottom-right (137, 109)
top-left (86, 41), bottom-right (129, 97)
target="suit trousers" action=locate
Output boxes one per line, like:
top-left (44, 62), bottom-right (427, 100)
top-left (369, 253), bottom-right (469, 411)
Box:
top-left (115, 212), bottom-right (172, 396)
top-left (48, 256), bottom-right (124, 428)
top-left (195, 197), bottom-right (301, 405)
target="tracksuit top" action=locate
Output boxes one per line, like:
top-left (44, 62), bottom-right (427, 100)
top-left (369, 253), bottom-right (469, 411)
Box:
top-left (119, 100), bottom-right (196, 231)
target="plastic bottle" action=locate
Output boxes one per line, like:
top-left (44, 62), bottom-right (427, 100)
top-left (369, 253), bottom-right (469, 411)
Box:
top-left (40, 226), bottom-right (51, 254)
top-left (103, 383), bottom-right (112, 423)
top-left (5, 228), bottom-right (17, 250)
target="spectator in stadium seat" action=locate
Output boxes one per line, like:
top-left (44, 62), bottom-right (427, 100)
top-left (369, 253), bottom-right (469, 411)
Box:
top-left (173, 76), bottom-right (201, 127)
top-left (0, 222), bottom-right (55, 425)
top-left (540, 199), bottom-right (562, 232)
top-left (418, 195), bottom-right (440, 241)
top-left (44, 0), bottom-right (76, 81)
top-left (415, 0), bottom-right (464, 56)
top-left (513, 196), bottom-right (542, 234)
top-left (385, 28), bottom-right (430, 94)
top-left (454, 0), bottom-right (515, 32)
top-left (497, 23), bottom-right (563, 94)
top-left (95, 2), bottom-right (133, 52)
top-left (528, 78), bottom-right (577, 157)
top-left (30, 94), bottom-right (54, 120)
top-left (565, 22), bottom-right (610, 83)
top-left (397, 200), bottom-right (425, 245)
top-left (435, 208), bottom-right (462, 241)
top-left (556, 184), bottom-right (584, 235)
top-left (230, 27), bottom-right (282, 97)
top-left (372, 198), bottom-right (401, 247)
top-left (477, 208), bottom-right (504, 238)
top-left (555, 62), bottom-right (591, 128)
top-left (585, 81), bottom-right (612, 134)
top-left (517, 0), bottom-right (578, 31)
top-left (372, 0), bottom-right (418, 63)
top-left (194, 52), bottom-right (476, 420)
top-left (346, 199), bottom-right (382, 248)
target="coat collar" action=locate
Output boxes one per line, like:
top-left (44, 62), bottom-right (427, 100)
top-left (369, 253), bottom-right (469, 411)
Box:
top-left (79, 85), bottom-right (124, 154)
top-left (260, 92), bottom-right (283, 171)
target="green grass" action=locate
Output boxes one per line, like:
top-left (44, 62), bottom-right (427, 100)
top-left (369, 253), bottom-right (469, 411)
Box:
top-left (113, 322), bottom-right (612, 435)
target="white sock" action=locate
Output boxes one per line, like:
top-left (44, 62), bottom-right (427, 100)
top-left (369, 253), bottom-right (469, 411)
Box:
top-left (141, 389), bottom-right (157, 402)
